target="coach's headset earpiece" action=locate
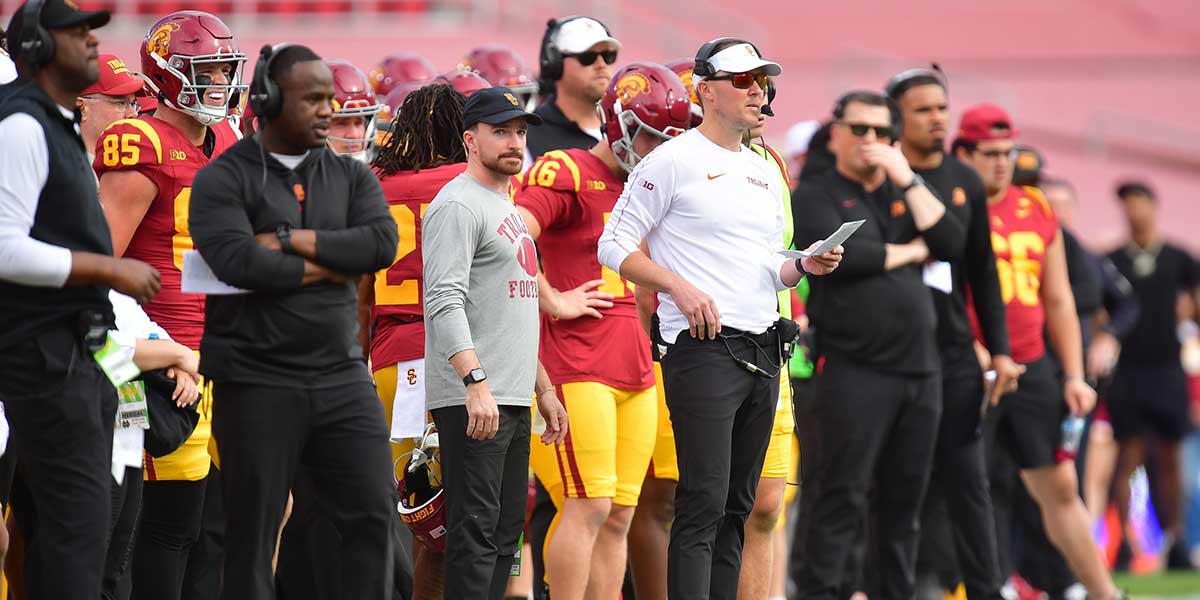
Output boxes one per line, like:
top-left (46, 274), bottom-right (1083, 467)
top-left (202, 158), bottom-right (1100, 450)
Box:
top-left (248, 43), bottom-right (293, 121)
top-left (538, 15), bottom-right (613, 83)
top-left (16, 0), bottom-right (53, 71)
top-left (693, 37), bottom-right (775, 116)
top-left (832, 90), bottom-right (903, 140)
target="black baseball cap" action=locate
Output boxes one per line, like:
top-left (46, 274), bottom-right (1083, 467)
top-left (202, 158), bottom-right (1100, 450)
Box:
top-left (7, 0), bottom-right (111, 41)
top-left (462, 86), bottom-right (543, 132)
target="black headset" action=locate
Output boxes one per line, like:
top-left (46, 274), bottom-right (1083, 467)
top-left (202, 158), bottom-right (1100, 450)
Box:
top-left (692, 37), bottom-right (775, 116)
top-left (691, 37), bottom-right (765, 79)
top-left (832, 90), bottom-right (902, 140)
top-left (883, 63), bottom-right (948, 101)
top-left (248, 43), bottom-right (292, 121)
top-left (537, 16), bottom-right (612, 82)
top-left (16, 0), bottom-right (53, 70)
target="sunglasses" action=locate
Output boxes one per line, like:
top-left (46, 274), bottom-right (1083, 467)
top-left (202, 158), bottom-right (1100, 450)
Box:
top-left (566, 50), bottom-right (618, 67)
top-left (706, 72), bottom-right (770, 91)
top-left (839, 122), bottom-right (892, 139)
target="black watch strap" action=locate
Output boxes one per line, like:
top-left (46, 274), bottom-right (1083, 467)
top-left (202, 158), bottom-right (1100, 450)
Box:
top-left (462, 368), bottom-right (487, 387)
top-left (794, 257), bottom-right (808, 278)
top-left (276, 224), bottom-right (294, 254)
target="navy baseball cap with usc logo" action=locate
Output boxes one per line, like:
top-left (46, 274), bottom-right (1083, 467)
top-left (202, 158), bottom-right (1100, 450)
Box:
top-left (462, 85), bottom-right (543, 132)
top-left (954, 103), bottom-right (1019, 145)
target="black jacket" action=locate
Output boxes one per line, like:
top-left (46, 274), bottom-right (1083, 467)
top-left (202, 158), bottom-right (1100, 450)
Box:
top-left (915, 157), bottom-right (1010, 364)
top-left (190, 138), bottom-right (398, 386)
top-left (526, 95), bottom-right (600, 160)
top-left (793, 171), bottom-right (964, 375)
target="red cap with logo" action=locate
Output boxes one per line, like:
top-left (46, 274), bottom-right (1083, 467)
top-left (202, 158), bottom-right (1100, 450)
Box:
top-left (955, 103), bottom-right (1019, 144)
top-left (81, 54), bottom-right (145, 97)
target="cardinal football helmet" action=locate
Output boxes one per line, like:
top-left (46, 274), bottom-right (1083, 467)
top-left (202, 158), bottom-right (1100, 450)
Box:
top-left (601, 62), bottom-right (693, 172)
top-left (324, 59), bottom-right (381, 162)
top-left (369, 52), bottom-right (435, 98)
top-left (459, 45), bottom-right (538, 109)
top-left (141, 11), bottom-right (247, 126)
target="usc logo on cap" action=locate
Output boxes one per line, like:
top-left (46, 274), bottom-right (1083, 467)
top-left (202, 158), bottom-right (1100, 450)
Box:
top-left (147, 22), bottom-right (180, 58)
top-left (616, 72), bottom-right (651, 103)
top-left (504, 92), bottom-right (520, 106)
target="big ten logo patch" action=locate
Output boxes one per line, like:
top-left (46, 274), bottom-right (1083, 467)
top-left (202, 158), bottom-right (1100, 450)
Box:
top-left (406, 369), bottom-right (418, 386)
top-left (586, 179), bottom-right (607, 192)
top-left (170, 149), bottom-right (188, 161)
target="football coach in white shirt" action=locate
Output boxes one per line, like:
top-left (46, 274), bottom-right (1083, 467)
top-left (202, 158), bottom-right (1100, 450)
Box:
top-left (598, 38), bottom-right (842, 600)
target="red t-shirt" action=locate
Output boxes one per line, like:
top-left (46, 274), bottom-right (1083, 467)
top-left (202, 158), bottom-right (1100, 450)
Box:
top-left (514, 148), bottom-right (653, 390)
top-left (369, 163), bottom-right (468, 369)
top-left (93, 117), bottom-right (240, 349)
top-left (971, 185), bottom-right (1059, 363)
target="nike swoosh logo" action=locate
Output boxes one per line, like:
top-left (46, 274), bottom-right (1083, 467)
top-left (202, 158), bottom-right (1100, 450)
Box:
top-left (707, 172), bottom-right (726, 180)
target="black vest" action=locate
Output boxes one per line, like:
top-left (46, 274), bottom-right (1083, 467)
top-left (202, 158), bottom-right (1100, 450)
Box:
top-left (0, 81), bottom-right (113, 350)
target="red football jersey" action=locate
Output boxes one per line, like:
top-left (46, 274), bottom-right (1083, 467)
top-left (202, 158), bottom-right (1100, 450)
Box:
top-left (973, 185), bottom-right (1059, 363)
top-left (370, 163), bottom-right (468, 369)
top-left (514, 148), bottom-right (653, 390)
top-left (94, 117), bottom-right (240, 349)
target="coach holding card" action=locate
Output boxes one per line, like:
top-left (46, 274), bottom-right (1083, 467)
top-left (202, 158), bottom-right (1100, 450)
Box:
top-left (598, 38), bottom-right (841, 600)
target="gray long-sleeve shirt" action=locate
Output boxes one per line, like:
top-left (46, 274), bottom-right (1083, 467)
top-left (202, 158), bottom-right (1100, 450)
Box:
top-left (422, 172), bottom-right (540, 410)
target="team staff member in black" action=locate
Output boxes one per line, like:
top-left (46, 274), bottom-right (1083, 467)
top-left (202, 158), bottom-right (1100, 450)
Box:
top-left (886, 67), bottom-right (1019, 600)
top-left (599, 39), bottom-right (842, 599)
top-left (1106, 181), bottom-right (1198, 569)
top-left (0, 3), bottom-right (162, 599)
top-left (528, 16), bottom-right (619, 161)
top-left (189, 44), bottom-right (399, 600)
top-left (791, 90), bottom-right (966, 600)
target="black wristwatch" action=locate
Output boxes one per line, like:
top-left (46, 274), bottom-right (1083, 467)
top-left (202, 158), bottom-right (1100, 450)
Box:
top-left (276, 223), bottom-right (294, 254)
top-left (900, 173), bottom-right (926, 193)
top-left (462, 368), bottom-right (487, 387)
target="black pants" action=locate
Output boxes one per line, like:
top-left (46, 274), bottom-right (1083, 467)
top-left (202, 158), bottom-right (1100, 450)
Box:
top-left (923, 351), bottom-right (1004, 600)
top-left (275, 469), bottom-right (416, 600)
top-left (132, 477), bottom-right (208, 600)
top-left (794, 354), bottom-right (941, 600)
top-left (661, 330), bottom-right (778, 600)
top-left (432, 404), bottom-right (530, 600)
top-left (212, 379), bottom-right (397, 600)
top-left (103, 466), bottom-right (143, 600)
top-left (183, 464), bottom-right (225, 600)
top-left (0, 324), bottom-right (117, 600)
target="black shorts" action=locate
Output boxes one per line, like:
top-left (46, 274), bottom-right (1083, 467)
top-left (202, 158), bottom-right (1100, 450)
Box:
top-left (987, 355), bottom-right (1065, 470)
top-left (1106, 363), bottom-right (1192, 441)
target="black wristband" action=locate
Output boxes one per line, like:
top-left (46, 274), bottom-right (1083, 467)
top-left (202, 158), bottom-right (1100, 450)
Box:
top-left (276, 224), bottom-right (294, 254)
top-left (794, 257), bottom-right (808, 278)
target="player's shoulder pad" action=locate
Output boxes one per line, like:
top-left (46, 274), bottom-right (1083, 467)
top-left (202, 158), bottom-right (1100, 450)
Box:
top-left (1021, 185), bottom-right (1055, 219)
top-left (524, 149), bottom-right (583, 193)
top-left (97, 118), bottom-right (165, 167)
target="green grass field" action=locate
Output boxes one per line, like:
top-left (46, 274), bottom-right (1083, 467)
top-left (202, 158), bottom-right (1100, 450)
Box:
top-left (1113, 571), bottom-right (1200, 598)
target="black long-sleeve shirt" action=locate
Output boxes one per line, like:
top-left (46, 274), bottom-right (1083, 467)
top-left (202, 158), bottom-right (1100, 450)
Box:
top-left (792, 171), bottom-right (964, 375)
top-left (914, 157), bottom-right (1010, 364)
top-left (190, 138), bottom-right (398, 387)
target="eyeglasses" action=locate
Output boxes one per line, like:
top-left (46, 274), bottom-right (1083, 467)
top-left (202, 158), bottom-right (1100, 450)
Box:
top-left (705, 72), bottom-right (770, 91)
top-left (838, 122), bottom-right (892, 139)
top-left (565, 50), bottom-right (618, 67)
top-left (82, 95), bottom-right (139, 112)
top-left (974, 148), bottom-right (1017, 161)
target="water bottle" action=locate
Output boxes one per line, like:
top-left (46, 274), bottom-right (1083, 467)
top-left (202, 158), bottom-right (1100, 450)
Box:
top-left (1057, 414), bottom-right (1086, 462)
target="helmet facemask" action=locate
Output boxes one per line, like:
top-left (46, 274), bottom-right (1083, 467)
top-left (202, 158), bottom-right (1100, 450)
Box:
top-left (147, 50), bottom-right (248, 127)
top-left (604, 98), bottom-right (686, 173)
top-left (327, 102), bottom-right (381, 163)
